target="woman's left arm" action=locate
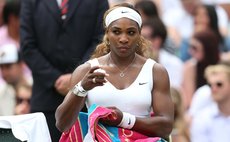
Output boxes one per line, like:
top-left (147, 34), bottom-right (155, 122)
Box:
top-left (132, 63), bottom-right (174, 139)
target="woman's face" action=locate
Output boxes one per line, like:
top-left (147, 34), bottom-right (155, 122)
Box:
top-left (194, 6), bottom-right (210, 31)
top-left (189, 38), bottom-right (204, 61)
top-left (107, 17), bottom-right (140, 57)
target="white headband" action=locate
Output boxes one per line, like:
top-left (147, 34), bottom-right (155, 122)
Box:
top-left (105, 7), bottom-right (142, 28)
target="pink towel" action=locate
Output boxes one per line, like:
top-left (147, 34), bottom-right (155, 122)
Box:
top-left (59, 104), bottom-right (167, 142)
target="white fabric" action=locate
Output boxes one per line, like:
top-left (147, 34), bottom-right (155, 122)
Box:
top-left (160, 0), bottom-right (182, 19)
top-left (188, 85), bottom-right (215, 117)
top-left (105, 7), bottom-right (142, 28)
top-left (83, 132), bottom-right (94, 142)
top-left (86, 58), bottom-right (155, 118)
top-left (159, 49), bottom-right (183, 89)
top-left (190, 104), bottom-right (230, 142)
top-left (201, 0), bottom-right (230, 4)
top-left (56, 0), bottom-right (62, 7)
top-left (0, 83), bottom-right (15, 116)
top-left (0, 44), bottom-right (18, 64)
top-left (162, 7), bottom-right (193, 39)
top-left (216, 6), bottom-right (229, 29)
top-left (0, 112), bottom-right (51, 142)
top-left (118, 112), bottom-right (136, 129)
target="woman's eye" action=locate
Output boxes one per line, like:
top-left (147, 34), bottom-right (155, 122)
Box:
top-left (128, 31), bottom-right (135, 35)
top-left (112, 30), bottom-right (120, 35)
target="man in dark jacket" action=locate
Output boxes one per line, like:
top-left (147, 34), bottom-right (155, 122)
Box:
top-left (20, 0), bottom-right (109, 141)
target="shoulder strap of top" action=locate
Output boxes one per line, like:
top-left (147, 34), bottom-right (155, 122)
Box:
top-left (142, 58), bottom-right (156, 88)
top-left (86, 58), bottom-right (100, 67)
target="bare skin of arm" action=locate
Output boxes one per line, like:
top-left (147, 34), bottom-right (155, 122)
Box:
top-left (181, 60), bottom-right (196, 109)
top-left (55, 63), bottom-right (108, 132)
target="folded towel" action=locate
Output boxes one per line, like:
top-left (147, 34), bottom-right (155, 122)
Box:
top-left (59, 104), bottom-right (167, 142)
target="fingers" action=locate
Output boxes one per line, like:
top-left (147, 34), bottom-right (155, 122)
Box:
top-left (99, 107), bottom-right (123, 127)
top-left (89, 66), bottom-right (108, 83)
top-left (89, 66), bottom-right (100, 73)
top-left (80, 66), bottom-right (108, 90)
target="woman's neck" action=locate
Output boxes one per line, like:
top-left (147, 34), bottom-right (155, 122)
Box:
top-left (108, 53), bottom-right (136, 78)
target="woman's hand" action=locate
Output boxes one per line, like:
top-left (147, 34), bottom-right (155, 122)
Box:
top-left (99, 107), bottom-right (123, 126)
top-left (80, 66), bottom-right (109, 91)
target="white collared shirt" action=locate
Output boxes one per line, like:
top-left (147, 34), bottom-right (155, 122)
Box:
top-left (191, 104), bottom-right (230, 142)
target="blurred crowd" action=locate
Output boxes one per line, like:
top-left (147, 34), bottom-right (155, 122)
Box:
top-left (0, 0), bottom-right (230, 141)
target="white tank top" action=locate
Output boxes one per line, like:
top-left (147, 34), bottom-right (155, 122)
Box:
top-left (86, 58), bottom-right (156, 118)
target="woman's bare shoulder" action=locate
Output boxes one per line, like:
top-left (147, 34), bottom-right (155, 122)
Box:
top-left (73, 62), bottom-right (91, 75)
top-left (70, 62), bottom-right (91, 87)
top-left (152, 62), bottom-right (170, 86)
top-left (153, 62), bottom-right (168, 75)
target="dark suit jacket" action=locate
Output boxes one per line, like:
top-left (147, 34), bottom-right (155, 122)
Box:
top-left (20, 0), bottom-right (109, 111)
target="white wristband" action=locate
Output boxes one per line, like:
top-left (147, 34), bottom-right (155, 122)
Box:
top-left (118, 112), bottom-right (136, 129)
top-left (77, 81), bottom-right (87, 93)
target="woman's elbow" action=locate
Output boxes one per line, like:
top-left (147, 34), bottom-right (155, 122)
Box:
top-left (55, 120), bottom-right (71, 132)
top-left (55, 107), bottom-right (71, 132)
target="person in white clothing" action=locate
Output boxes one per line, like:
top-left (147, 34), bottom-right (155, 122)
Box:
top-left (190, 61), bottom-right (230, 142)
top-left (162, 0), bottom-right (228, 49)
top-left (188, 85), bottom-right (213, 118)
top-left (0, 44), bottom-right (31, 116)
top-left (55, 3), bottom-right (174, 141)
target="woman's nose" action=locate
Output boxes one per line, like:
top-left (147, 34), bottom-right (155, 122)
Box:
top-left (119, 34), bottom-right (128, 44)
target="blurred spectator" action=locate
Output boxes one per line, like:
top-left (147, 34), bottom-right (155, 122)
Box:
top-left (188, 57), bottom-right (230, 127)
top-left (134, 0), bottom-right (159, 23)
top-left (0, 0), bottom-right (5, 27)
top-left (201, 0), bottom-right (230, 19)
top-left (181, 4), bottom-right (228, 61)
top-left (153, 0), bottom-right (182, 18)
top-left (135, 0), bottom-right (179, 55)
top-left (141, 18), bottom-right (183, 89)
top-left (188, 84), bottom-right (213, 118)
top-left (171, 87), bottom-right (190, 142)
top-left (163, 0), bottom-right (228, 49)
top-left (194, 4), bottom-right (226, 42)
top-left (0, 0), bottom-right (31, 91)
top-left (0, 44), bottom-right (30, 116)
top-left (0, 0), bottom-right (20, 47)
top-left (181, 30), bottom-right (220, 109)
top-left (190, 61), bottom-right (230, 142)
top-left (14, 83), bottom-right (31, 115)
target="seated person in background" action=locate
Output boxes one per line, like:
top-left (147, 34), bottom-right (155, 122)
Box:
top-left (170, 87), bottom-right (190, 142)
top-left (15, 83), bottom-right (31, 115)
top-left (190, 61), bottom-right (230, 142)
top-left (181, 30), bottom-right (220, 110)
top-left (55, 3), bottom-right (174, 141)
top-left (0, 44), bottom-right (31, 116)
top-left (134, 0), bottom-right (159, 23)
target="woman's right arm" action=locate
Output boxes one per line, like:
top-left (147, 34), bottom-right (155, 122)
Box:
top-left (55, 63), bottom-right (107, 132)
top-left (55, 63), bottom-right (90, 132)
